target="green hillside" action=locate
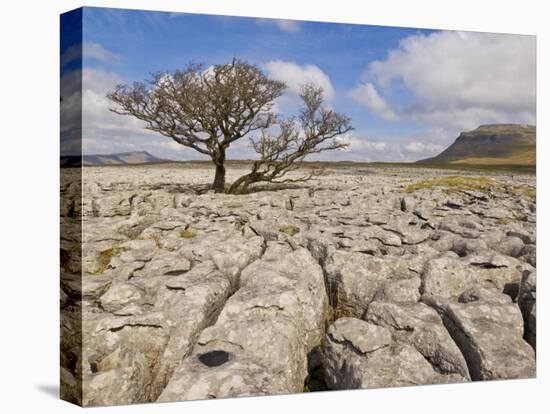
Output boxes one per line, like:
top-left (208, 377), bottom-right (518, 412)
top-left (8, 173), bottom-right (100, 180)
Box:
top-left (421, 124), bottom-right (535, 166)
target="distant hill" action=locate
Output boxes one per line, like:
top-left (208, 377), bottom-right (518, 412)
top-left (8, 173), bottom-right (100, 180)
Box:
top-left (61, 151), bottom-right (167, 167)
top-left (420, 124), bottom-right (535, 166)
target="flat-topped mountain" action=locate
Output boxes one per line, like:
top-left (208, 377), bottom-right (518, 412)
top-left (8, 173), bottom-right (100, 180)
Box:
top-left (61, 151), bottom-right (166, 167)
top-left (421, 124), bottom-right (535, 165)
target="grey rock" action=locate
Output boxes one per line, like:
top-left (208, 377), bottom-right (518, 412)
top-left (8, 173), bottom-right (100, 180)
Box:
top-left (494, 236), bottom-right (525, 258)
top-left (136, 250), bottom-right (191, 277)
top-left (366, 302), bottom-right (470, 381)
top-left (148, 261), bottom-right (234, 399)
top-left (92, 194), bottom-right (132, 217)
top-left (506, 226), bottom-right (535, 245)
top-left (451, 237), bottom-right (488, 257)
top-left (422, 255), bottom-right (522, 299)
top-left (99, 283), bottom-right (144, 313)
top-left (373, 277), bottom-right (421, 303)
top-left (522, 244), bottom-right (536, 267)
top-left (439, 217), bottom-right (482, 239)
top-left (74, 164), bottom-right (536, 404)
top-left (324, 317), bottom-right (437, 389)
top-left (325, 251), bottom-right (417, 317)
top-left (400, 196), bottom-right (416, 212)
top-left (458, 287), bottom-right (513, 304)
top-left (83, 313), bottom-right (170, 404)
top-left (178, 232), bottom-right (264, 287)
top-left (484, 208), bottom-right (511, 220)
top-left (158, 248), bottom-right (327, 401)
top-left (433, 299), bottom-right (535, 380)
top-left (517, 270), bottom-right (536, 349)
top-left (363, 226), bottom-right (402, 246)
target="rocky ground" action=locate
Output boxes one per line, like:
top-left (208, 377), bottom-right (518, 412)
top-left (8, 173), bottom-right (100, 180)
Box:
top-left (60, 163), bottom-right (536, 406)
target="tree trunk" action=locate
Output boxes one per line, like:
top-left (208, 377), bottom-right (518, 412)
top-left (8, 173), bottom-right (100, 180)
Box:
top-left (211, 147), bottom-right (227, 193)
top-left (212, 162), bottom-right (226, 193)
top-left (227, 174), bottom-right (249, 194)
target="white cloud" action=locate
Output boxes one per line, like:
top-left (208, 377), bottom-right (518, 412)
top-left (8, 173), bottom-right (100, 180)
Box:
top-left (262, 60), bottom-right (335, 100)
top-left (349, 83), bottom-right (398, 121)
top-left (83, 42), bottom-right (120, 62)
top-left (365, 30), bottom-right (536, 131)
top-left (71, 68), bottom-right (202, 159)
top-left (72, 68), bottom-right (262, 160)
top-left (255, 18), bottom-right (301, 33)
top-left (71, 67), bottom-right (445, 162)
top-left (66, 66), bottom-right (450, 162)
top-left (275, 19), bottom-right (301, 33)
top-left (403, 141), bottom-right (445, 155)
top-left (61, 42), bottom-right (119, 67)
top-left (306, 130), bottom-right (448, 162)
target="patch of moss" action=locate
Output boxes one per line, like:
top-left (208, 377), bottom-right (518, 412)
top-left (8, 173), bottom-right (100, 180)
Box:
top-left (279, 225), bottom-right (300, 236)
top-left (511, 184), bottom-right (536, 201)
top-left (95, 246), bottom-right (129, 275)
top-left (495, 218), bottom-right (509, 225)
top-left (179, 229), bottom-right (197, 239)
top-left (403, 176), bottom-right (495, 194)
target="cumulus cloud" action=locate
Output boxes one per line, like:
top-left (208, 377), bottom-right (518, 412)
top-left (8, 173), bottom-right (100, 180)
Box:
top-left (306, 129), bottom-right (448, 163)
top-left (65, 68), bottom-right (262, 160)
top-left (69, 68), bottom-right (202, 159)
top-left (70, 67), bottom-right (442, 162)
top-left (349, 83), bottom-right (398, 120)
top-left (60, 69), bottom-right (85, 155)
top-left (403, 142), bottom-right (445, 155)
top-left (365, 30), bottom-right (536, 130)
top-left (262, 60), bottom-right (335, 100)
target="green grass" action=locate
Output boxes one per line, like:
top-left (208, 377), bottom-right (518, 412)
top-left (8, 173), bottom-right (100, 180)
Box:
top-left (403, 176), bottom-right (495, 194)
top-left (403, 176), bottom-right (536, 202)
top-left (279, 225), bottom-right (300, 236)
top-left (511, 184), bottom-right (536, 201)
top-left (179, 229), bottom-right (197, 239)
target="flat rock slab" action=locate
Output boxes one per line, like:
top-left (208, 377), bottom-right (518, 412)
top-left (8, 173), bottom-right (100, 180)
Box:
top-left (158, 248), bottom-right (328, 401)
top-left (421, 255), bottom-right (523, 299)
top-left (324, 251), bottom-right (419, 318)
top-left (429, 297), bottom-right (535, 380)
top-left (323, 317), bottom-right (438, 389)
top-left (365, 301), bottom-right (470, 381)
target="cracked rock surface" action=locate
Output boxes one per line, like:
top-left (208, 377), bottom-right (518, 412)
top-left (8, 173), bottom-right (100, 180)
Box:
top-left (60, 164), bottom-right (536, 405)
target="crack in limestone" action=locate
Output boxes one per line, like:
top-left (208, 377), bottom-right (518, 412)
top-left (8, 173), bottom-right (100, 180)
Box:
top-left (469, 262), bottom-right (507, 269)
top-left (108, 323), bottom-right (164, 333)
top-left (151, 235), bottom-right (269, 397)
top-left (248, 304), bottom-right (285, 312)
top-left (422, 299), bottom-right (482, 381)
top-left (326, 332), bottom-right (390, 357)
top-left (197, 339), bottom-right (245, 351)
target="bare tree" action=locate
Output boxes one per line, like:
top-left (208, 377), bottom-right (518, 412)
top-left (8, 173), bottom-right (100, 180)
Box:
top-left (107, 60), bottom-right (285, 192)
top-left (228, 85), bottom-right (352, 194)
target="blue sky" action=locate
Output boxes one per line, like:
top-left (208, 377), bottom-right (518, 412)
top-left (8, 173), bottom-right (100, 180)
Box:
top-left (61, 7), bottom-right (536, 161)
